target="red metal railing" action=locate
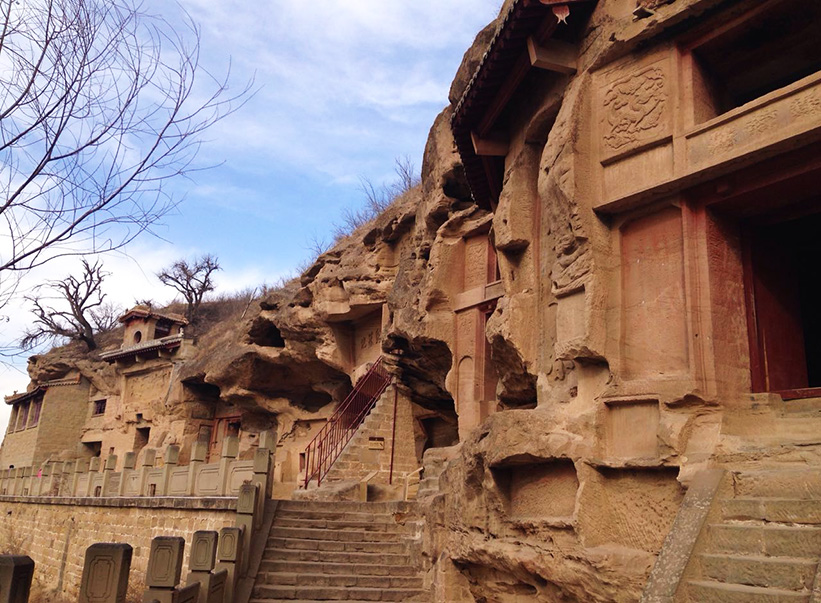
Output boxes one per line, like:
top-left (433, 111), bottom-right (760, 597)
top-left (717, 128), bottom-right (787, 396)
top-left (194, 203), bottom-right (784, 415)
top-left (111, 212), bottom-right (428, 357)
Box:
top-left (302, 356), bottom-right (391, 488)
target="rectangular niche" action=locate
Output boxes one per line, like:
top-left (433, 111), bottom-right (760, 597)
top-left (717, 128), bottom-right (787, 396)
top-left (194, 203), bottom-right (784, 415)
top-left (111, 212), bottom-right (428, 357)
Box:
top-left (493, 459), bottom-right (579, 520)
top-left (604, 400), bottom-right (660, 460)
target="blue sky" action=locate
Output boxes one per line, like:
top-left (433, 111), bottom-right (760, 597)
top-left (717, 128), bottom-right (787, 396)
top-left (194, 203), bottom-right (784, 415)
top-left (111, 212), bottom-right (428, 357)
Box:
top-left (0, 1), bottom-right (502, 428)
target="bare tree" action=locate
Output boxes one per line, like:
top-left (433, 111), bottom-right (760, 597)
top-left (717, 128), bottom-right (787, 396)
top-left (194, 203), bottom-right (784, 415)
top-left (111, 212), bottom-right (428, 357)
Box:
top-left (0, 0), bottom-right (249, 307)
top-left (157, 254), bottom-right (220, 323)
top-left (21, 259), bottom-right (121, 351)
top-left (331, 156), bottom-right (420, 240)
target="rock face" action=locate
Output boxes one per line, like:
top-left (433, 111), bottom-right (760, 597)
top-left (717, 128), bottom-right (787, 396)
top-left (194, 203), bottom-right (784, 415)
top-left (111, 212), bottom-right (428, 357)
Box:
top-left (6, 0), bottom-right (821, 600)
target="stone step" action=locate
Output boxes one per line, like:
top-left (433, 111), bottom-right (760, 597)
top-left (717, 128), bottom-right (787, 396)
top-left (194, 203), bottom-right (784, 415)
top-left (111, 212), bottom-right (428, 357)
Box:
top-left (733, 469), bottom-right (821, 499)
top-left (250, 600), bottom-right (415, 603)
top-left (262, 548), bottom-right (412, 565)
top-left (277, 500), bottom-right (414, 514)
top-left (699, 553), bottom-right (817, 591)
top-left (686, 580), bottom-right (810, 603)
top-left (259, 559), bottom-right (419, 577)
top-left (273, 517), bottom-right (408, 532)
top-left (270, 527), bottom-right (408, 543)
top-left (266, 537), bottom-right (408, 554)
top-left (274, 511), bottom-right (408, 526)
top-left (252, 584), bottom-right (426, 601)
top-left (722, 498), bottom-right (821, 524)
top-left (257, 571), bottom-right (423, 589)
top-left (709, 524), bottom-right (821, 557)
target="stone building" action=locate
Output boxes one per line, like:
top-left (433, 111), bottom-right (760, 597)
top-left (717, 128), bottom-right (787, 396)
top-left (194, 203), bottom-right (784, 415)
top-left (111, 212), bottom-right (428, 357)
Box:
top-left (0, 374), bottom-right (90, 468)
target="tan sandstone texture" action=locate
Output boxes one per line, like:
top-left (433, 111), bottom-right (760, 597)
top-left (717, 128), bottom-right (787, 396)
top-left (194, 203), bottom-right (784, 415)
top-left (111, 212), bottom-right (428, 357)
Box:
top-left (4, 0), bottom-right (821, 601)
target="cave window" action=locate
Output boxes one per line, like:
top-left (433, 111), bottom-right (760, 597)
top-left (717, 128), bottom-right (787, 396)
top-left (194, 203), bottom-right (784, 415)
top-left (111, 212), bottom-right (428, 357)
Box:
top-left (29, 400), bottom-right (41, 428)
top-left (227, 420), bottom-right (241, 439)
top-left (92, 399), bottom-right (107, 416)
top-left (685, 0), bottom-right (821, 123)
top-left (133, 330), bottom-right (142, 344)
top-left (83, 441), bottom-right (102, 457)
top-left (135, 427), bottom-right (150, 452)
top-left (154, 320), bottom-right (172, 339)
top-left (16, 403), bottom-right (29, 431)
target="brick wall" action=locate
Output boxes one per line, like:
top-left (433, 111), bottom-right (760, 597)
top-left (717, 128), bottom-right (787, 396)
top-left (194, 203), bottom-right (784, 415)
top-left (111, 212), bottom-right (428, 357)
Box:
top-left (0, 496), bottom-right (236, 600)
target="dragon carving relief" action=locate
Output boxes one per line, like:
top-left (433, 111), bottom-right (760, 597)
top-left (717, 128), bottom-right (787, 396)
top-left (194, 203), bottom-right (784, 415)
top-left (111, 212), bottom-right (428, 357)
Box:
top-left (602, 67), bottom-right (668, 153)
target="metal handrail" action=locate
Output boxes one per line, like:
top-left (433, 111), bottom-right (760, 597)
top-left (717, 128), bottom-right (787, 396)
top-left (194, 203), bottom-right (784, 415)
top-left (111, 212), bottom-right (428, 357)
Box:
top-left (302, 356), bottom-right (391, 488)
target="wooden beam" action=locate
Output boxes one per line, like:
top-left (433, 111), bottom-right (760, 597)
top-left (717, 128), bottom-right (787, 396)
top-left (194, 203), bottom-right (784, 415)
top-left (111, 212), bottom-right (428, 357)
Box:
top-left (471, 132), bottom-right (509, 157)
top-left (527, 37), bottom-right (577, 74)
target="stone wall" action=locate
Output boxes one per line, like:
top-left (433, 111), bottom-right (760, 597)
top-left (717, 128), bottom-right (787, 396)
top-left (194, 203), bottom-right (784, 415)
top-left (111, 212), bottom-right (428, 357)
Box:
top-left (0, 497), bottom-right (236, 600)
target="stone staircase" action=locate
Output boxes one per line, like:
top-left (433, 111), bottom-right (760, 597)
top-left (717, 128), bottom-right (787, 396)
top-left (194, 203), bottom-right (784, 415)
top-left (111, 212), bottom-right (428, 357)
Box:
top-left (415, 445), bottom-right (458, 499)
top-left (320, 387), bottom-right (419, 489)
top-left (251, 499), bottom-right (428, 602)
top-left (681, 468), bottom-right (821, 602)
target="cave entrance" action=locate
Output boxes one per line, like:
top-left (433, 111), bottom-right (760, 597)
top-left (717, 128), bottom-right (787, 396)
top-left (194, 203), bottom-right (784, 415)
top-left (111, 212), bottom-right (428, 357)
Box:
top-left (209, 414), bottom-right (242, 461)
top-left (744, 210), bottom-right (821, 397)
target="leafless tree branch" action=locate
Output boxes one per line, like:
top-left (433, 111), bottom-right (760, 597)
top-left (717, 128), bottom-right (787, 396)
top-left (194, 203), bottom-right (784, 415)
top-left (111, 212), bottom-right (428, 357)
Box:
top-left (21, 258), bottom-right (121, 350)
top-left (157, 253), bottom-right (220, 323)
top-left (0, 0), bottom-right (252, 304)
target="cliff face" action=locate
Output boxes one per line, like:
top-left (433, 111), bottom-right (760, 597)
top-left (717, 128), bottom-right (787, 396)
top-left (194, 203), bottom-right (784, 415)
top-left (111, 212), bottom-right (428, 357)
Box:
top-left (13, 0), bottom-right (818, 600)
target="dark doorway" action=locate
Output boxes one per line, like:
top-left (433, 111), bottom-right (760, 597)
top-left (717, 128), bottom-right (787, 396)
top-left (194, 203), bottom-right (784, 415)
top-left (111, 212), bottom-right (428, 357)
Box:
top-left (745, 213), bottom-right (821, 395)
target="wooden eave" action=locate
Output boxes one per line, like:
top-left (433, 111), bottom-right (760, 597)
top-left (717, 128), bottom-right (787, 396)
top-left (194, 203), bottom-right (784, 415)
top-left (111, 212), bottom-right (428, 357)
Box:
top-left (451, 0), bottom-right (596, 209)
top-left (99, 334), bottom-right (184, 363)
top-left (4, 386), bottom-right (44, 405)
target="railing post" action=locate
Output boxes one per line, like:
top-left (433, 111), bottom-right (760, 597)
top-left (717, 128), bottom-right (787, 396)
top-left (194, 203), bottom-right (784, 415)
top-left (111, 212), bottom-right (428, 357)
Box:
top-left (215, 526), bottom-right (244, 603)
top-left (0, 555), bottom-right (34, 602)
top-left (79, 544), bottom-right (132, 603)
top-left (218, 437), bottom-right (238, 496)
top-left (188, 442), bottom-right (207, 495)
top-left (86, 458), bottom-right (101, 497)
top-left (185, 531), bottom-right (227, 603)
top-left (159, 445), bottom-right (179, 496)
top-left (143, 536), bottom-right (199, 602)
top-left (101, 454), bottom-right (117, 497)
top-left (252, 448), bottom-right (270, 527)
top-left (31, 465), bottom-right (44, 497)
top-left (118, 453), bottom-right (136, 496)
top-left (72, 459), bottom-right (88, 497)
top-left (235, 483), bottom-right (257, 579)
top-left (138, 449), bottom-right (157, 496)
top-left (60, 461), bottom-right (73, 496)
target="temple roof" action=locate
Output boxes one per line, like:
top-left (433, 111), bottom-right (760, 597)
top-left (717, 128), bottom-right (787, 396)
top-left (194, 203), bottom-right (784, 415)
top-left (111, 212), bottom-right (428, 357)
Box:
top-left (451, 0), bottom-right (596, 208)
top-left (118, 305), bottom-right (188, 325)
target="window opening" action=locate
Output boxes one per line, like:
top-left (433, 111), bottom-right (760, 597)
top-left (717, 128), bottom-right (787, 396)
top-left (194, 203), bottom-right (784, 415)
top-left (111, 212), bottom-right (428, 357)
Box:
top-left (92, 399), bottom-right (106, 416)
top-left (135, 427), bottom-right (150, 452)
top-left (746, 212), bottom-right (821, 395)
top-left (687, 0), bottom-right (821, 122)
top-left (29, 400), bottom-right (41, 427)
top-left (17, 403), bottom-right (29, 431)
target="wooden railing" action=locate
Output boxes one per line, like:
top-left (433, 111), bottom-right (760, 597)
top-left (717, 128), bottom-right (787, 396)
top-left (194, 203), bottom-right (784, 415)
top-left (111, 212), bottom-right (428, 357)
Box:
top-left (302, 356), bottom-right (391, 488)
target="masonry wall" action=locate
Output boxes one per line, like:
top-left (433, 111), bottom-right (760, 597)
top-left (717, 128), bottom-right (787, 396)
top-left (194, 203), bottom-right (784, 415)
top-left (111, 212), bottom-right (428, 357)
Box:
top-left (0, 426), bottom-right (38, 469)
top-left (35, 384), bottom-right (91, 465)
top-left (0, 497), bottom-right (236, 600)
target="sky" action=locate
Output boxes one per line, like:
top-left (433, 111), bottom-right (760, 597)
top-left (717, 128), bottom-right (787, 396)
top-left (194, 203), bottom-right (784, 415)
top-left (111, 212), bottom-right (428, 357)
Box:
top-left (0, 0), bottom-right (503, 430)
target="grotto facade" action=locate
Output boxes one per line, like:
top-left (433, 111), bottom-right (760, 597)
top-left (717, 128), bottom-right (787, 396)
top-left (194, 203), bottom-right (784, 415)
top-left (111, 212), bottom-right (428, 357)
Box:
top-left (3, 0), bottom-right (821, 600)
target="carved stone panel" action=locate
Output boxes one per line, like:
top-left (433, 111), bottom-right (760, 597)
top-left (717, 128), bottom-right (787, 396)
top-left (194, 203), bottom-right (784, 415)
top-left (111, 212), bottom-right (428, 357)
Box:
top-left (620, 207), bottom-right (688, 378)
top-left (189, 531), bottom-right (218, 573)
top-left (598, 57), bottom-right (672, 161)
top-left (146, 537), bottom-right (184, 589)
top-left (79, 543), bottom-right (132, 603)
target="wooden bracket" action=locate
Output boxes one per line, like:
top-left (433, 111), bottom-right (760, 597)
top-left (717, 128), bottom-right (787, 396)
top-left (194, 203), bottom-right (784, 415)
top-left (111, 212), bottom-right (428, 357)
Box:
top-left (527, 37), bottom-right (577, 74)
top-left (471, 131), bottom-right (509, 157)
